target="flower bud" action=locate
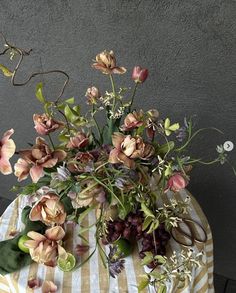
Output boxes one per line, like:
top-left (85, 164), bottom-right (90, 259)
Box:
top-left (166, 173), bottom-right (188, 192)
top-left (85, 86), bottom-right (100, 105)
top-left (132, 66), bottom-right (148, 83)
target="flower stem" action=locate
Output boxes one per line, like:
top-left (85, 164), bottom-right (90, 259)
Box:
top-left (109, 74), bottom-right (116, 113)
top-left (48, 133), bottom-right (55, 150)
top-left (129, 82), bottom-right (138, 112)
top-left (92, 105), bottom-right (103, 144)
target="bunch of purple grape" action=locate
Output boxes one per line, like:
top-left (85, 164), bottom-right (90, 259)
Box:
top-left (102, 212), bottom-right (170, 268)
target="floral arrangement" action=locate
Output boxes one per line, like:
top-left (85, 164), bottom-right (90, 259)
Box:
top-left (0, 36), bottom-right (234, 292)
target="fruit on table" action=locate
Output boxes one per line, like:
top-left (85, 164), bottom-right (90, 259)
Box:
top-left (18, 235), bottom-right (31, 253)
top-left (114, 238), bottom-right (133, 257)
top-left (57, 253), bottom-right (76, 272)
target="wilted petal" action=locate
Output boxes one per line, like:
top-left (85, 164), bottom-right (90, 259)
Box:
top-left (27, 231), bottom-right (46, 242)
top-left (41, 157), bottom-right (58, 168)
top-left (0, 157), bottom-right (13, 175)
top-left (108, 148), bottom-right (120, 164)
top-left (14, 158), bottom-right (30, 181)
top-left (52, 150), bottom-right (67, 162)
top-left (45, 226), bottom-right (65, 241)
top-left (42, 280), bottom-right (57, 293)
top-left (1, 139), bottom-right (16, 159)
top-left (1, 129), bottom-right (14, 144)
top-left (112, 132), bottom-right (124, 149)
top-left (112, 67), bottom-right (127, 74)
top-left (117, 152), bottom-right (135, 169)
top-left (30, 165), bottom-right (44, 183)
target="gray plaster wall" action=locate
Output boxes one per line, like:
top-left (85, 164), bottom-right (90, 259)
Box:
top-left (0, 0), bottom-right (235, 279)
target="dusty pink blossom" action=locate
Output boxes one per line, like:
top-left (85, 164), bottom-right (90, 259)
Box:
top-left (25, 226), bottom-right (65, 265)
top-left (166, 173), bottom-right (188, 192)
top-left (14, 137), bottom-right (67, 183)
top-left (92, 50), bottom-right (126, 75)
top-left (120, 111), bottom-right (144, 131)
top-left (30, 192), bottom-right (66, 226)
top-left (0, 129), bottom-right (16, 175)
top-left (132, 66), bottom-right (148, 83)
top-left (109, 133), bottom-right (154, 168)
top-left (67, 132), bottom-right (89, 149)
top-left (33, 114), bottom-right (64, 135)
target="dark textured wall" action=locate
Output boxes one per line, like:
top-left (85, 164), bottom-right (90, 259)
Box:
top-left (0, 0), bottom-right (235, 279)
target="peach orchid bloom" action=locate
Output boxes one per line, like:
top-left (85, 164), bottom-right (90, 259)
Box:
top-left (92, 50), bottom-right (126, 75)
top-left (42, 281), bottom-right (57, 293)
top-left (0, 129), bottom-right (16, 175)
top-left (14, 137), bottom-right (67, 183)
top-left (24, 226), bottom-right (65, 265)
top-left (30, 192), bottom-right (66, 226)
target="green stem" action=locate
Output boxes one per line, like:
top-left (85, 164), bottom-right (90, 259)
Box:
top-left (48, 133), bottom-right (55, 150)
top-left (186, 157), bottom-right (220, 165)
top-left (175, 127), bottom-right (223, 152)
top-left (109, 74), bottom-right (116, 113)
top-left (129, 82), bottom-right (138, 112)
top-left (92, 105), bottom-right (103, 144)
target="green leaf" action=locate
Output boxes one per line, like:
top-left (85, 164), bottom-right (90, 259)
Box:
top-left (64, 104), bottom-right (80, 122)
top-left (157, 141), bottom-right (175, 156)
top-left (44, 102), bottom-right (53, 115)
top-left (154, 255), bottom-right (166, 264)
top-left (65, 97), bottom-right (75, 104)
top-left (164, 118), bottom-right (179, 136)
top-left (158, 285), bottom-right (167, 293)
top-left (168, 123), bottom-right (179, 131)
top-left (141, 252), bottom-right (154, 266)
top-left (142, 216), bottom-right (153, 231)
top-left (138, 275), bottom-right (150, 292)
top-left (0, 64), bottom-right (13, 77)
top-left (36, 82), bottom-right (46, 103)
top-left (141, 203), bottom-right (155, 218)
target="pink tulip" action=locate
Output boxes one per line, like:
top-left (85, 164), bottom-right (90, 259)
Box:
top-left (24, 226), bottom-right (65, 265)
top-left (0, 129), bottom-right (16, 175)
top-left (132, 66), bottom-right (148, 83)
top-left (30, 192), bottom-right (66, 226)
top-left (166, 173), bottom-right (188, 192)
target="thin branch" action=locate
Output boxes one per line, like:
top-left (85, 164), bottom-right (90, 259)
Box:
top-left (0, 32), bottom-right (69, 104)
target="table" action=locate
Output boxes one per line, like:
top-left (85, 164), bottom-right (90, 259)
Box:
top-left (0, 190), bottom-right (214, 293)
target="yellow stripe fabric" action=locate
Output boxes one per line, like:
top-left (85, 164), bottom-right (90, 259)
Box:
top-left (0, 189), bottom-right (215, 292)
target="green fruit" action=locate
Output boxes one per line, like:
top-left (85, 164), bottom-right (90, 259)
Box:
top-left (18, 235), bottom-right (31, 253)
top-left (57, 253), bottom-right (76, 272)
top-left (114, 238), bottom-right (133, 257)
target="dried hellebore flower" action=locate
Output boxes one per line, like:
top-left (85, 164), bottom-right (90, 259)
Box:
top-left (166, 173), bottom-right (188, 192)
top-left (67, 132), bottom-right (89, 149)
top-left (24, 226), bottom-right (65, 265)
top-left (14, 137), bottom-right (67, 183)
top-left (109, 132), bottom-right (155, 168)
top-left (85, 86), bottom-right (101, 105)
top-left (0, 129), bottom-right (16, 175)
top-left (92, 50), bottom-right (126, 75)
top-left (33, 113), bottom-right (64, 135)
top-left (30, 192), bottom-right (66, 226)
top-left (132, 66), bottom-right (148, 83)
top-left (120, 110), bottom-right (144, 131)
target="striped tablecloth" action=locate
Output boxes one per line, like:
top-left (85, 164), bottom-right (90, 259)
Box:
top-left (0, 190), bottom-right (214, 293)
